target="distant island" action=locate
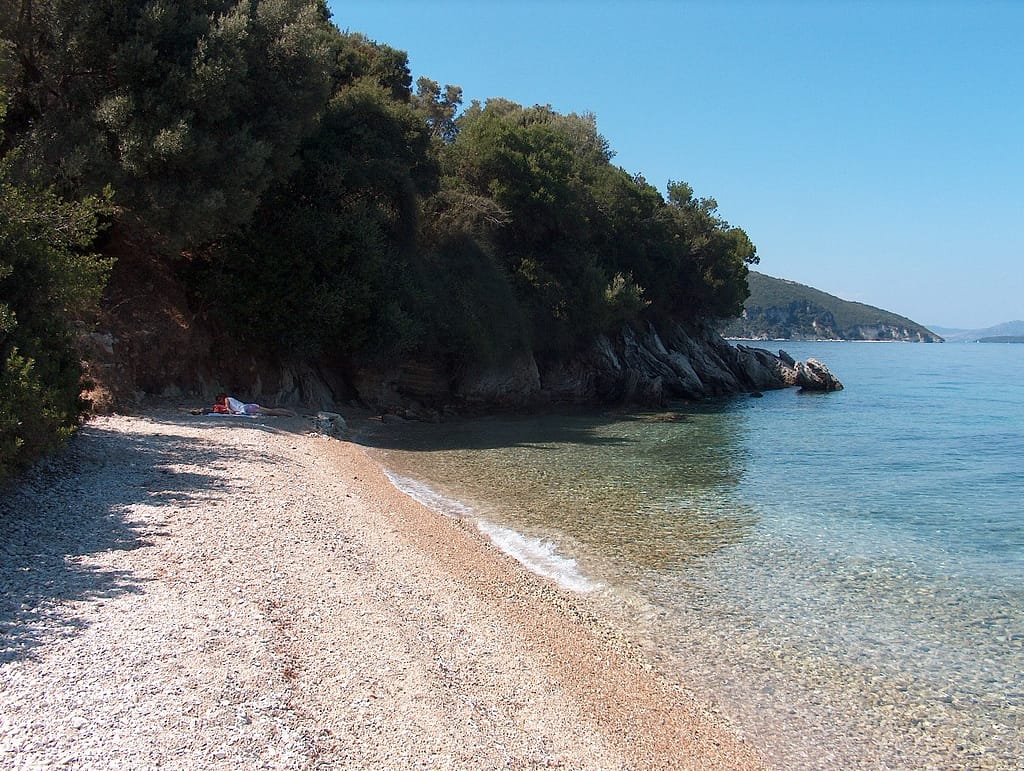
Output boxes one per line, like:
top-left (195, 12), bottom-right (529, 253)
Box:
top-left (720, 272), bottom-right (942, 342)
top-left (931, 321), bottom-right (1024, 343)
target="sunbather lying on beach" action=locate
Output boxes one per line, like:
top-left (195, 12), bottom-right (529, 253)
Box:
top-left (193, 393), bottom-right (296, 417)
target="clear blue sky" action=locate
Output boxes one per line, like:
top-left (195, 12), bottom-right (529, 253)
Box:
top-left (327, 1), bottom-right (1022, 329)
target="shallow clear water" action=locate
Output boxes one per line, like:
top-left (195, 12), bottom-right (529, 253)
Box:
top-left (366, 342), bottom-right (1024, 768)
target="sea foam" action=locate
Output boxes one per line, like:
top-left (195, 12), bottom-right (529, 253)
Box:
top-left (474, 520), bottom-right (602, 594)
top-left (383, 469), bottom-right (600, 593)
top-left (383, 468), bottom-right (475, 518)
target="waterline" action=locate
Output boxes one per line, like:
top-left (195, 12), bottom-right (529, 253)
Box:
top-left (384, 468), bottom-right (601, 594)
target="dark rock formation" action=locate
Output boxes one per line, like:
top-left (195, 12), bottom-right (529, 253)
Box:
top-left (88, 280), bottom-right (842, 415)
top-left (348, 322), bottom-right (843, 415)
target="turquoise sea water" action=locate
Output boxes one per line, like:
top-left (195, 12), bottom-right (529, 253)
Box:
top-left (366, 342), bottom-right (1024, 769)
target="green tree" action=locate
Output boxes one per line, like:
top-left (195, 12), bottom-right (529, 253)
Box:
top-left (1, 0), bottom-right (336, 248)
top-left (661, 180), bottom-right (758, 319)
top-left (333, 31), bottom-right (413, 100)
top-left (0, 156), bottom-right (112, 479)
top-left (189, 32), bottom-right (437, 362)
top-left (439, 100), bottom-right (625, 349)
top-left (413, 76), bottom-right (462, 143)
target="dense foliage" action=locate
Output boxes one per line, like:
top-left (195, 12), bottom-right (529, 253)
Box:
top-left (1, 0), bottom-right (335, 249)
top-left (0, 1), bottom-right (758, 476)
top-left (0, 157), bottom-right (112, 479)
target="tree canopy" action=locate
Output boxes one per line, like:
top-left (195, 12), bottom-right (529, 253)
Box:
top-left (2, 0), bottom-right (336, 248)
top-left (435, 99), bottom-right (757, 350)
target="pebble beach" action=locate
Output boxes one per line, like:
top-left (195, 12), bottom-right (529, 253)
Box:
top-left (0, 408), bottom-right (762, 769)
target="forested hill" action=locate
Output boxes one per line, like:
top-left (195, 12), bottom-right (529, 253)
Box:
top-left (1, 1), bottom-right (760, 477)
top-left (720, 272), bottom-right (942, 342)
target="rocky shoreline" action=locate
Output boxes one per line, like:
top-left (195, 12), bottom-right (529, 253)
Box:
top-left (85, 318), bottom-right (841, 421)
top-left (338, 323), bottom-right (841, 420)
top-left (1, 408), bottom-right (764, 769)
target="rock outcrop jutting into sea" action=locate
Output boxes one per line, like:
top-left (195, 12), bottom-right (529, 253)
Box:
top-left (85, 303), bottom-right (842, 417)
top-left (352, 322), bottom-right (842, 418)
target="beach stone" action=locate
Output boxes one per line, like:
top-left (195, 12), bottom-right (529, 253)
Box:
top-left (312, 411), bottom-right (347, 438)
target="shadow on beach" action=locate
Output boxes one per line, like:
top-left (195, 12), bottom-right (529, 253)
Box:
top-left (0, 415), bottom-right (285, 664)
top-left (348, 407), bottom-right (700, 453)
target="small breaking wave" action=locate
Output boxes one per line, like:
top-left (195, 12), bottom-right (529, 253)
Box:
top-left (475, 520), bottom-right (602, 594)
top-left (383, 469), bottom-right (600, 593)
top-left (383, 469), bottom-right (475, 518)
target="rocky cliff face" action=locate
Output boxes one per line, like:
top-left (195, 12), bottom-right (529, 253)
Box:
top-left (87, 274), bottom-right (841, 417)
top-left (349, 322), bottom-right (841, 419)
top-left (845, 323), bottom-right (939, 342)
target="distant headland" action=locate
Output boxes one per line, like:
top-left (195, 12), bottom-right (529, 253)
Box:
top-left (720, 272), bottom-right (942, 342)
